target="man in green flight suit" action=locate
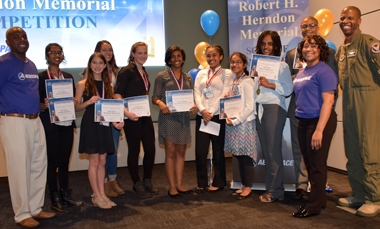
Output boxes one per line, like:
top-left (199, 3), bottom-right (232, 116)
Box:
top-left (336, 6), bottom-right (380, 217)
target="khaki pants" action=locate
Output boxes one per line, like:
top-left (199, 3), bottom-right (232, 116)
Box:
top-left (0, 116), bottom-right (47, 223)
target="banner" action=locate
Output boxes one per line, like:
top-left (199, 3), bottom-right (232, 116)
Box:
top-left (227, 0), bottom-right (309, 191)
top-left (0, 0), bottom-right (165, 68)
top-left (228, 0), bottom-right (309, 63)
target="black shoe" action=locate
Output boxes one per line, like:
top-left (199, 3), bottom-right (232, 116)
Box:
top-left (292, 208), bottom-right (319, 218)
top-left (177, 189), bottom-right (193, 194)
top-left (168, 190), bottom-right (181, 198)
top-left (133, 181), bottom-right (153, 199)
top-left (60, 188), bottom-right (83, 207)
top-left (143, 179), bottom-right (159, 195)
top-left (193, 188), bottom-right (206, 195)
top-left (235, 192), bottom-right (252, 200)
top-left (50, 192), bottom-right (70, 213)
top-left (291, 188), bottom-right (307, 200)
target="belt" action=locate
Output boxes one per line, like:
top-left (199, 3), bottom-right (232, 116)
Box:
top-left (0, 113), bottom-right (39, 119)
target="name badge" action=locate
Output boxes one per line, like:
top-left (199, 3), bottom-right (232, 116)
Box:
top-left (203, 87), bottom-right (214, 99)
top-left (347, 50), bottom-right (357, 57)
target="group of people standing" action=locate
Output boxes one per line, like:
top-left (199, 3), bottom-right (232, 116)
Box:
top-left (1, 4), bottom-right (380, 228)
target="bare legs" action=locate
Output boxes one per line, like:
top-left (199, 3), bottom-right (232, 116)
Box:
top-left (88, 154), bottom-right (107, 196)
top-left (164, 138), bottom-right (189, 195)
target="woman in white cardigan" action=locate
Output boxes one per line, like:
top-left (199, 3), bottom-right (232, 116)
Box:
top-left (225, 52), bottom-right (257, 200)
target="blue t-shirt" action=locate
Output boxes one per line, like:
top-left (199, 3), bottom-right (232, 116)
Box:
top-left (293, 61), bottom-right (338, 118)
top-left (0, 52), bottom-right (40, 114)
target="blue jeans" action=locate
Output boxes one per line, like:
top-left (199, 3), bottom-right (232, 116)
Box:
top-left (106, 126), bottom-right (121, 179)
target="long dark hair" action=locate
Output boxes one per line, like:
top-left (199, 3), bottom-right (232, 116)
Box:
top-left (84, 52), bottom-right (113, 99)
top-left (229, 52), bottom-right (249, 75)
top-left (94, 40), bottom-right (119, 77)
top-left (255, 30), bottom-right (282, 57)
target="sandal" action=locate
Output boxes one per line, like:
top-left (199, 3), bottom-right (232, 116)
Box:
top-left (259, 192), bottom-right (283, 203)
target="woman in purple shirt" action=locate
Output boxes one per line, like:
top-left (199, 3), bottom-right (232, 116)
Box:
top-left (292, 35), bottom-right (338, 218)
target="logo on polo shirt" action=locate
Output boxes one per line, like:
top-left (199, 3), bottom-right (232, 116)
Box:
top-left (18, 72), bottom-right (38, 80)
top-left (18, 72), bottom-right (25, 80)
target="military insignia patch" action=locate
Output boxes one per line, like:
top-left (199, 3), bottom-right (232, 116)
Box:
top-left (371, 42), bottom-right (380, 54)
top-left (340, 53), bottom-right (345, 61)
top-left (348, 50), bottom-right (357, 57)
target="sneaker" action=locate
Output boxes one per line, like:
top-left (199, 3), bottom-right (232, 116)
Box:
top-left (338, 196), bottom-right (364, 207)
top-left (357, 203), bottom-right (380, 217)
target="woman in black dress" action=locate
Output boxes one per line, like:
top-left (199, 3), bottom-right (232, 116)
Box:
top-left (74, 52), bottom-right (124, 209)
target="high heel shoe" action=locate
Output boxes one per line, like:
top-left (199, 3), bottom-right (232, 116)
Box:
top-left (91, 195), bottom-right (112, 209)
top-left (101, 194), bottom-right (117, 207)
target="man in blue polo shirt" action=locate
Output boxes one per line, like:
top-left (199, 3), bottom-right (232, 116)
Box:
top-left (0, 27), bottom-right (56, 228)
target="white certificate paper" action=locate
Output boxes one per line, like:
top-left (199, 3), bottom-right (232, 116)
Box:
top-left (219, 95), bottom-right (242, 119)
top-left (251, 54), bottom-right (281, 80)
top-left (45, 79), bottom-right (73, 98)
top-left (94, 99), bottom-right (124, 122)
top-left (165, 89), bottom-right (194, 113)
top-left (199, 120), bottom-right (220, 136)
top-left (48, 98), bottom-right (75, 123)
top-left (124, 95), bottom-right (151, 117)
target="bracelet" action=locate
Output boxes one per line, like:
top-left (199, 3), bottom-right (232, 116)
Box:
top-left (157, 101), bottom-right (162, 106)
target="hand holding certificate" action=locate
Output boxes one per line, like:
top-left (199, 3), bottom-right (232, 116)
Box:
top-left (165, 89), bottom-right (194, 113)
top-left (94, 99), bottom-right (124, 122)
top-left (219, 95), bottom-right (243, 119)
top-left (251, 54), bottom-right (281, 80)
top-left (123, 95), bottom-right (151, 117)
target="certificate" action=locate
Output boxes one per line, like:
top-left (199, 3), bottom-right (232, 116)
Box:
top-left (94, 99), bottom-right (124, 122)
top-left (251, 54), bottom-right (281, 80)
top-left (165, 89), bottom-right (194, 113)
top-left (199, 120), bottom-right (220, 136)
top-left (45, 79), bottom-right (73, 98)
top-left (48, 98), bottom-right (75, 123)
top-left (293, 51), bottom-right (307, 69)
top-left (219, 95), bottom-right (243, 119)
top-left (124, 95), bottom-right (151, 117)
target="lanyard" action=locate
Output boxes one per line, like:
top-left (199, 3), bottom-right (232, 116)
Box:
top-left (136, 64), bottom-right (149, 93)
top-left (47, 68), bottom-right (64, 80)
top-left (230, 73), bottom-right (246, 95)
top-left (206, 67), bottom-right (223, 87)
top-left (169, 68), bottom-right (183, 90)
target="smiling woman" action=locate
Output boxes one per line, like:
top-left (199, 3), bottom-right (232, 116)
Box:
top-left (292, 34), bottom-right (338, 218)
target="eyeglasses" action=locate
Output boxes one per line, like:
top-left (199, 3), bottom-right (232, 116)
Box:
top-left (47, 51), bottom-right (64, 55)
top-left (300, 23), bottom-right (317, 29)
top-left (230, 61), bottom-right (243, 65)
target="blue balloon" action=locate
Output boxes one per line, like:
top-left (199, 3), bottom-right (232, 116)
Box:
top-left (326, 40), bottom-right (337, 51)
top-left (188, 68), bottom-right (200, 82)
top-left (200, 10), bottom-right (220, 37)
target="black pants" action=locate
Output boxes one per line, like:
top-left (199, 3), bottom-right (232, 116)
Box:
top-left (123, 117), bottom-right (156, 184)
top-left (46, 125), bottom-right (74, 193)
top-left (298, 110), bottom-right (337, 214)
top-left (195, 115), bottom-right (226, 188)
top-left (236, 155), bottom-right (254, 188)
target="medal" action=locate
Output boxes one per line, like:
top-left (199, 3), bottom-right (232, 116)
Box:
top-left (256, 88), bottom-right (260, 95)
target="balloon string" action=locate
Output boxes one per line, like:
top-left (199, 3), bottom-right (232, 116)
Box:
top-left (333, 8), bottom-right (380, 24)
top-left (209, 37), bottom-right (212, 44)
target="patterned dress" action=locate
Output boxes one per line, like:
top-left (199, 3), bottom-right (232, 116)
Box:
top-left (224, 78), bottom-right (257, 163)
top-left (152, 70), bottom-right (193, 145)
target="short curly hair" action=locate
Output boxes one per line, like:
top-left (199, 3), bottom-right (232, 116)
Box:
top-left (297, 35), bottom-right (330, 63)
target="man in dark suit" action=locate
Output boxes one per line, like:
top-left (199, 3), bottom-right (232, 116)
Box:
top-left (285, 16), bottom-right (338, 200)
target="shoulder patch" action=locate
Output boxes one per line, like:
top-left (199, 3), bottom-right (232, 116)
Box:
top-left (370, 42), bottom-right (380, 54)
